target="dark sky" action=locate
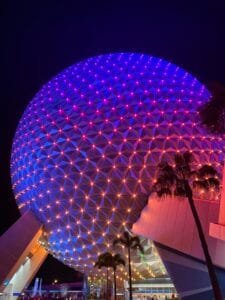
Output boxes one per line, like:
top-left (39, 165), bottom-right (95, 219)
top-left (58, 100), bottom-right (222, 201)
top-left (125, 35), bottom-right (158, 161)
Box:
top-left (1, 0), bottom-right (225, 280)
top-left (29, 255), bottom-right (83, 286)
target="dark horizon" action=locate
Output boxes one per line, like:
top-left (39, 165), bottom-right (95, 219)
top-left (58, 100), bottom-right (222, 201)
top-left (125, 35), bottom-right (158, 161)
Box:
top-left (28, 255), bottom-right (83, 286)
top-left (1, 0), bottom-right (225, 281)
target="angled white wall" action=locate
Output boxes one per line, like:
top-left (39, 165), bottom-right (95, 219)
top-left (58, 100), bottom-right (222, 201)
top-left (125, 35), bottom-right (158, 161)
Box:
top-left (132, 194), bottom-right (225, 268)
top-left (0, 211), bottom-right (47, 298)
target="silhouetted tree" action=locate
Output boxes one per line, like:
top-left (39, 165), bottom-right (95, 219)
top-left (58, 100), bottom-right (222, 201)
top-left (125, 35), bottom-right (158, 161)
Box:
top-left (153, 151), bottom-right (223, 300)
top-left (113, 231), bottom-right (144, 300)
top-left (200, 83), bottom-right (225, 134)
top-left (94, 252), bottom-right (125, 300)
top-left (111, 254), bottom-right (125, 300)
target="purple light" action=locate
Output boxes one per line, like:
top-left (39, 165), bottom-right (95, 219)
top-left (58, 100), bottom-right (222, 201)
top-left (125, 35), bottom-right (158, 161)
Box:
top-left (10, 53), bottom-right (225, 277)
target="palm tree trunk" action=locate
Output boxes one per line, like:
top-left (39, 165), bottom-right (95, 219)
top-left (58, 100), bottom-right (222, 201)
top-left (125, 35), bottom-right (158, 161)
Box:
top-left (186, 186), bottom-right (223, 300)
top-left (128, 246), bottom-right (133, 300)
top-left (106, 267), bottom-right (109, 300)
top-left (113, 268), bottom-right (117, 300)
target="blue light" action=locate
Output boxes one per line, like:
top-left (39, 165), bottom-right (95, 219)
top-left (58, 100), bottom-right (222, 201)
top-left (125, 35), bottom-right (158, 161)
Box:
top-left (11, 53), bottom-right (225, 277)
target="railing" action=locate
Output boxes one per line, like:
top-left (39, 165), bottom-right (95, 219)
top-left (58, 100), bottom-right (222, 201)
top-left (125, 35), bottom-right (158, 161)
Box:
top-left (0, 290), bottom-right (87, 300)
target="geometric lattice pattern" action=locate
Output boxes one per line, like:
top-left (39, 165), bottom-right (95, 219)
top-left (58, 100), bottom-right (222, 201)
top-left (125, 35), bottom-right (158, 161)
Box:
top-left (10, 53), bottom-right (225, 277)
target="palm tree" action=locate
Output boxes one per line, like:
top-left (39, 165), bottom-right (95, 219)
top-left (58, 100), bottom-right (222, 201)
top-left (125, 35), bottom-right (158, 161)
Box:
top-left (94, 252), bottom-right (125, 300)
top-left (94, 252), bottom-right (111, 300)
top-left (111, 253), bottom-right (126, 300)
top-left (113, 231), bottom-right (144, 300)
top-left (200, 82), bottom-right (225, 134)
top-left (153, 151), bottom-right (223, 300)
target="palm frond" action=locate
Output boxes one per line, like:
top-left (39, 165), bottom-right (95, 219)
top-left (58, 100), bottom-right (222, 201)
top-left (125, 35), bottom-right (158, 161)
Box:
top-left (193, 177), bottom-right (220, 191)
top-left (152, 161), bottom-right (177, 196)
top-left (153, 152), bottom-right (221, 200)
top-left (113, 254), bottom-right (126, 267)
top-left (154, 173), bottom-right (176, 187)
top-left (197, 165), bottom-right (218, 178)
top-left (155, 187), bottom-right (172, 197)
top-left (199, 83), bottom-right (225, 134)
top-left (174, 179), bottom-right (187, 197)
top-left (200, 102), bottom-right (225, 134)
top-left (206, 177), bottom-right (220, 190)
top-left (116, 258), bottom-right (126, 266)
top-left (94, 252), bottom-right (114, 269)
top-left (183, 152), bottom-right (193, 164)
top-left (174, 153), bottom-right (184, 166)
top-left (158, 162), bottom-right (176, 179)
top-left (174, 186), bottom-right (186, 197)
top-left (174, 152), bottom-right (192, 179)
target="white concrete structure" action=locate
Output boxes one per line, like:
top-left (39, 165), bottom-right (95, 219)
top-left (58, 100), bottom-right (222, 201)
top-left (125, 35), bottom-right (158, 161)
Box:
top-left (133, 169), bottom-right (225, 299)
top-left (0, 211), bottom-right (47, 299)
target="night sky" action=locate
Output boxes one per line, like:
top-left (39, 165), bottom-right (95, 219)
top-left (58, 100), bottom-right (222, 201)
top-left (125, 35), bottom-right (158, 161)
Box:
top-left (1, 0), bottom-right (225, 282)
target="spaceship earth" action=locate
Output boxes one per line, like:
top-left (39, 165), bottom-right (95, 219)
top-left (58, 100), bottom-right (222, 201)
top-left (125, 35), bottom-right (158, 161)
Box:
top-left (10, 53), bottom-right (225, 278)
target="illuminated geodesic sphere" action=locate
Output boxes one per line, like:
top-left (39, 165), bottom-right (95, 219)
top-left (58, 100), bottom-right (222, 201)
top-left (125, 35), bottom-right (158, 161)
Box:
top-left (11, 53), bottom-right (225, 274)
